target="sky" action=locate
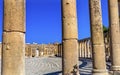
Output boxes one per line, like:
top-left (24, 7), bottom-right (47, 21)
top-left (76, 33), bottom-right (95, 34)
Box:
top-left (0, 0), bottom-right (109, 44)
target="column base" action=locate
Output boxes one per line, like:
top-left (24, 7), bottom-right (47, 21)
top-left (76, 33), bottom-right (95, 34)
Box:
top-left (111, 66), bottom-right (120, 71)
top-left (92, 69), bottom-right (108, 75)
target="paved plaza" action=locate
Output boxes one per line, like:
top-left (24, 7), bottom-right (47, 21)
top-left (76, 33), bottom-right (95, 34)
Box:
top-left (0, 57), bottom-right (112, 75)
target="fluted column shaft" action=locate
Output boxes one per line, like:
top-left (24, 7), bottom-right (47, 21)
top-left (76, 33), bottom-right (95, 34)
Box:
top-left (89, 0), bottom-right (108, 75)
top-left (62, 0), bottom-right (79, 74)
top-left (108, 0), bottom-right (120, 71)
top-left (2, 0), bottom-right (25, 75)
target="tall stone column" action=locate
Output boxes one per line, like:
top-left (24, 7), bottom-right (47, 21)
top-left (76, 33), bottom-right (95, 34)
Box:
top-left (2, 0), bottom-right (25, 75)
top-left (62, 0), bottom-right (79, 74)
top-left (89, 0), bottom-right (108, 75)
top-left (108, 0), bottom-right (120, 71)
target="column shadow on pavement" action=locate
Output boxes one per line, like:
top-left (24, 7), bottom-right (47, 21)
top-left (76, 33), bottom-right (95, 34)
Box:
top-left (44, 58), bottom-right (92, 75)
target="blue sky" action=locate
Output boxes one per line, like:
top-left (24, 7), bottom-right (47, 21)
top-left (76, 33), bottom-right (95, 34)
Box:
top-left (0, 0), bottom-right (109, 44)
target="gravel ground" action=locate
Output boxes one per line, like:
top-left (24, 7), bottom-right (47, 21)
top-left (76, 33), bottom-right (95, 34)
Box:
top-left (0, 57), bottom-right (111, 75)
top-left (25, 57), bottom-right (93, 75)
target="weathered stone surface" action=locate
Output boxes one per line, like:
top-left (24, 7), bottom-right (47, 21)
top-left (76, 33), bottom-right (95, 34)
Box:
top-left (108, 0), bottom-right (120, 71)
top-left (62, 40), bottom-right (79, 75)
top-left (2, 32), bottom-right (25, 75)
top-left (92, 45), bottom-right (106, 69)
top-left (89, 0), bottom-right (104, 45)
top-left (62, 18), bottom-right (78, 39)
top-left (62, 0), bottom-right (79, 74)
top-left (3, 0), bottom-right (25, 32)
top-left (2, 0), bottom-right (25, 75)
top-left (89, 0), bottom-right (108, 75)
top-left (62, 0), bottom-right (78, 39)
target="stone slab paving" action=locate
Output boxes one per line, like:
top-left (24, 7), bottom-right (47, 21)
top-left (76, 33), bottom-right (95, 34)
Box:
top-left (0, 57), bottom-right (112, 75)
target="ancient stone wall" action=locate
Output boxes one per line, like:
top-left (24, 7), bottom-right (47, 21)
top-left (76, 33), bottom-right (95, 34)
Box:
top-left (25, 43), bottom-right (60, 57)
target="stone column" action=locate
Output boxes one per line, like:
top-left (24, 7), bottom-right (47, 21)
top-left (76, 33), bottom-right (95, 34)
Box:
top-left (29, 46), bottom-right (32, 58)
top-left (60, 44), bottom-right (62, 57)
top-left (84, 41), bottom-right (87, 58)
top-left (89, 40), bottom-right (92, 58)
top-left (43, 45), bottom-right (45, 56)
top-left (86, 40), bottom-right (88, 58)
top-left (82, 41), bottom-right (84, 58)
top-left (81, 42), bottom-right (83, 58)
top-left (78, 42), bottom-right (80, 58)
top-left (89, 0), bottom-right (108, 75)
top-left (108, 0), bottom-right (120, 71)
top-left (62, 0), bottom-right (79, 74)
top-left (54, 44), bottom-right (58, 56)
top-left (0, 44), bottom-right (2, 59)
top-left (57, 44), bottom-right (60, 56)
top-left (32, 47), bottom-right (36, 57)
top-left (25, 45), bottom-right (29, 57)
top-left (2, 0), bottom-right (25, 75)
top-left (79, 42), bottom-right (82, 58)
top-left (87, 40), bottom-right (91, 58)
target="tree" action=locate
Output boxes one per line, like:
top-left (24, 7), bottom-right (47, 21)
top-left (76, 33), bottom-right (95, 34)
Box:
top-left (103, 25), bottom-right (108, 33)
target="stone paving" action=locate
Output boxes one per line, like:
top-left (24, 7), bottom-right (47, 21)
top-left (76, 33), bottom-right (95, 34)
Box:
top-left (0, 57), bottom-right (112, 75)
top-left (25, 57), bottom-right (92, 75)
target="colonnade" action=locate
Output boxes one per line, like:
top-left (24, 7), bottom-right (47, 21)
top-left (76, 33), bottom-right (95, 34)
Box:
top-left (1, 0), bottom-right (120, 75)
top-left (78, 38), bottom-right (92, 58)
top-left (24, 36), bottom-right (108, 59)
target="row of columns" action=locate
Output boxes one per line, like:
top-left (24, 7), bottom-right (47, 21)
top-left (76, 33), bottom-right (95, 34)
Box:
top-left (78, 40), bottom-right (92, 58)
top-left (89, 0), bottom-right (120, 75)
top-left (25, 37), bottom-right (108, 59)
top-left (25, 36), bottom-right (110, 59)
top-left (1, 0), bottom-right (120, 75)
